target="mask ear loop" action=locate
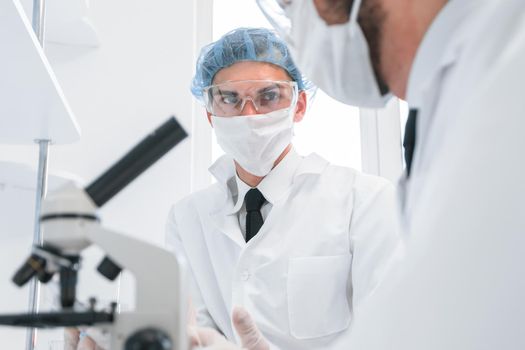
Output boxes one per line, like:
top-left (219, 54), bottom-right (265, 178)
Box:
top-left (203, 86), bottom-right (215, 114)
top-left (290, 82), bottom-right (299, 112)
top-left (289, 82), bottom-right (301, 128)
top-left (349, 0), bottom-right (363, 36)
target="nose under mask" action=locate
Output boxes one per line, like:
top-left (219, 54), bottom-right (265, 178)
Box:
top-left (211, 107), bottom-right (295, 176)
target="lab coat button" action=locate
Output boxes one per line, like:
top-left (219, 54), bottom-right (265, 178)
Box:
top-left (240, 270), bottom-right (250, 281)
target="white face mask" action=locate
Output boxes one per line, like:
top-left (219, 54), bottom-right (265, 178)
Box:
top-left (211, 108), bottom-right (294, 176)
top-left (258, 0), bottom-right (392, 108)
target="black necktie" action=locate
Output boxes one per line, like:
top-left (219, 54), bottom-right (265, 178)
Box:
top-left (245, 188), bottom-right (266, 242)
top-left (403, 109), bottom-right (418, 177)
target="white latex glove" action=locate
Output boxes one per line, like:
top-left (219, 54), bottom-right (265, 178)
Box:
top-left (190, 307), bottom-right (270, 350)
top-left (82, 328), bottom-right (110, 350)
top-left (190, 327), bottom-right (241, 350)
top-left (76, 334), bottom-right (100, 350)
top-left (64, 328), bottom-right (80, 350)
top-left (231, 307), bottom-right (269, 350)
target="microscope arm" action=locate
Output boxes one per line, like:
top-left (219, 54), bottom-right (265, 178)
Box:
top-left (87, 226), bottom-right (188, 314)
top-left (86, 226), bottom-right (189, 349)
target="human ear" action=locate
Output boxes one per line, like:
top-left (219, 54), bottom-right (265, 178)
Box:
top-left (293, 90), bottom-right (307, 123)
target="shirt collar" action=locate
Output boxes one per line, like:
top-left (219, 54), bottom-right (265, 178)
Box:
top-left (209, 149), bottom-right (328, 215)
top-left (228, 147), bottom-right (303, 214)
top-left (406, 0), bottom-right (482, 108)
top-left (231, 175), bottom-right (251, 214)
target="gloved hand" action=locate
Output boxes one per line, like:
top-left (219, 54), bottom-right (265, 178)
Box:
top-left (231, 307), bottom-right (269, 350)
top-left (190, 307), bottom-right (269, 350)
top-left (63, 327), bottom-right (109, 350)
top-left (64, 328), bottom-right (80, 350)
top-left (190, 327), bottom-right (241, 350)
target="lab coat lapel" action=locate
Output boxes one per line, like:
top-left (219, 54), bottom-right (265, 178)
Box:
top-left (207, 155), bottom-right (246, 247)
top-left (253, 153), bottom-right (329, 242)
top-left (206, 184), bottom-right (245, 247)
top-left (209, 207), bottom-right (245, 247)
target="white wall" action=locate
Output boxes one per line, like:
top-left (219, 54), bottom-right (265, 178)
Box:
top-left (0, 0), bottom-right (212, 348)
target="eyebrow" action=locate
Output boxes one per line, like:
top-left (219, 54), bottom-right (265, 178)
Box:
top-left (212, 83), bottom-right (281, 97)
top-left (257, 84), bottom-right (280, 94)
top-left (213, 89), bottom-right (238, 97)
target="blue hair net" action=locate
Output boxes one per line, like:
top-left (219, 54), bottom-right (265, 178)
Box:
top-left (191, 27), bottom-right (312, 102)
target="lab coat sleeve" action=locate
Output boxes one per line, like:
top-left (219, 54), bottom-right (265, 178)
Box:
top-left (348, 176), bottom-right (403, 310)
top-left (347, 22), bottom-right (525, 348)
top-left (165, 206), bottom-right (219, 330)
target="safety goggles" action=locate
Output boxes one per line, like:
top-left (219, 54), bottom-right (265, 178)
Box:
top-left (203, 80), bottom-right (298, 117)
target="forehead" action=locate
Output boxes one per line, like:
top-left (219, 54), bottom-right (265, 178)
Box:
top-left (212, 61), bottom-right (292, 85)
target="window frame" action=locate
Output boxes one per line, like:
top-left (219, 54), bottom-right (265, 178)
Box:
top-left (359, 99), bottom-right (404, 182)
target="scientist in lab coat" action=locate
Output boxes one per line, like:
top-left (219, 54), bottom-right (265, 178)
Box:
top-left (166, 27), bottom-right (400, 349)
top-left (229, 0), bottom-right (525, 350)
top-left (199, 0), bottom-right (525, 349)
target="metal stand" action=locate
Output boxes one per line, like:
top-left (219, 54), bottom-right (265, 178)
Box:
top-left (26, 1), bottom-right (48, 349)
top-left (26, 140), bottom-right (50, 350)
top-left (32, 0), bottom-right (46, 45)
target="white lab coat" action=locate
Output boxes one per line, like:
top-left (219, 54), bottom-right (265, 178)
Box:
top-left (166, 152), bottom-right (400, 349)
top-left (347, 1), bottom-right (525, 349)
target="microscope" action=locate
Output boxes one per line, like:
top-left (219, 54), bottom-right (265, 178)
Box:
top-left (0, 117), bottom-right (189, 349)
